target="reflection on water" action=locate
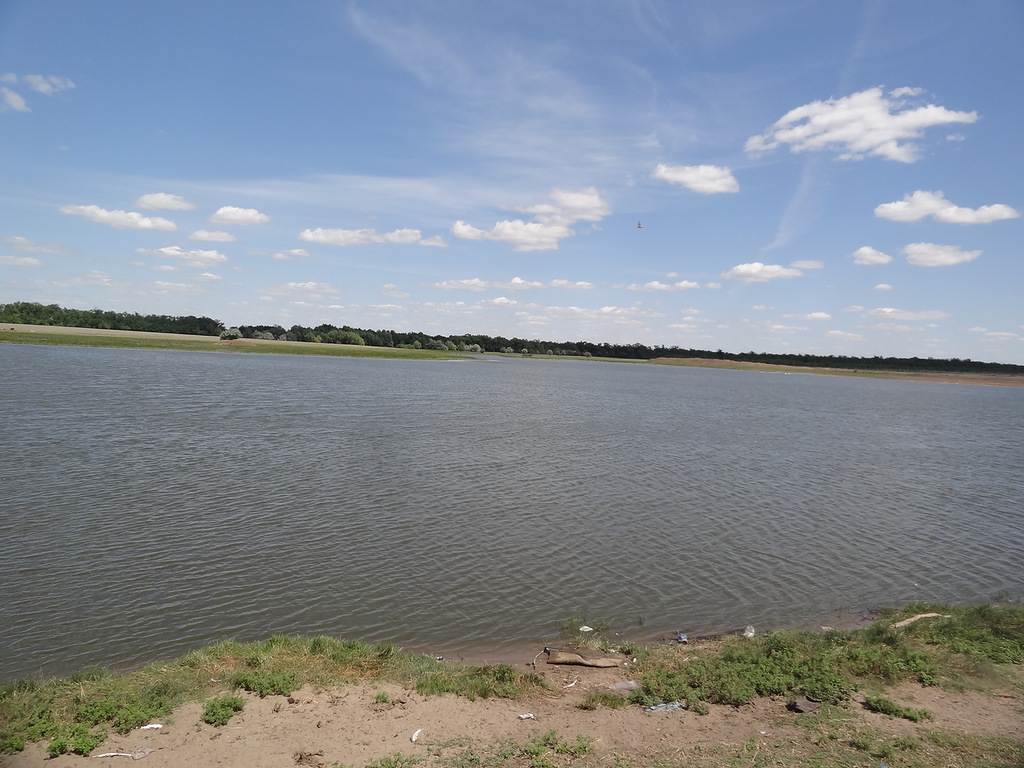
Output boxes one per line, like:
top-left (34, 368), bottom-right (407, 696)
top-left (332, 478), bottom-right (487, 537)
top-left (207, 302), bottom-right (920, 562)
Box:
top-left (1, 344), bottom-right (1022, 682)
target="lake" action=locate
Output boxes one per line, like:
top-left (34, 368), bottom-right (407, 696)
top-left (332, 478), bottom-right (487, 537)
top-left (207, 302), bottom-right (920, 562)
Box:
top-left (1, 343), bottom-right (1022, 682)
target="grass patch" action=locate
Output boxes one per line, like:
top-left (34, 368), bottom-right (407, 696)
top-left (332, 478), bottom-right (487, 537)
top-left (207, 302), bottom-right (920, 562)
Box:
top-left (863, 695), bottom-right (932, 722)
top-left (576, 692), bottom-right (629, 710)
top-left (628, 602), bottom-right (1024, 712)
top-left (0, 635), bottom-right (543, 756)
top-left (201, 696), bottom-right (245, 726)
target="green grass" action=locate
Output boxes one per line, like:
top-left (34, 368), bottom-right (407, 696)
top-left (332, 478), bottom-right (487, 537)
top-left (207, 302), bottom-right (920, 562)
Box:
top-left (0, 329), bottom-right (461, 359)
top-left (201, 695), bottom-right (245, 726)
top-left (628, 602), bottom-right (1024, 711)
top-left (863, 695), bottom-right (932, 722)
top-left (0, 634), bottom-right (544, 757)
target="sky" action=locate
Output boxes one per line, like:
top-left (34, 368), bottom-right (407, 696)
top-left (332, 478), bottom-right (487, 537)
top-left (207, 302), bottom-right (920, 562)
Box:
top-left (1, 1), bottom-right (1022, 363)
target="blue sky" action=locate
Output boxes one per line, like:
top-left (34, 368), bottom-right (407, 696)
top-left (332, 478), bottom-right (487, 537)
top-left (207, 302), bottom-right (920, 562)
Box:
top-left (2, 1), bottom-right (1022, 362)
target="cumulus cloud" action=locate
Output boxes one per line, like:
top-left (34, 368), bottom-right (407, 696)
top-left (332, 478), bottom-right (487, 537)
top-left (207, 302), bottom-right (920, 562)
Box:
top-left (60, 204), bottom-right (176, 231)
top-left (624, 280), bottom-right (700, 291)
top-left (272, 248), bottom-right (309, 260)
top-left (298, 227), bottom-right (439, 246)
top-left (2, 236), bottom-right (66, 255)
top-left (722, 262), bottom-right (803, 282)
top-left (452, 187), bottom-right (610, 251)
top-left (903, 242), bottom-right (981, 267)
top-left (135, 193), bottom-right (196, 211)
top-left (874, 283), bottom-right (894, 291)
top-left (874, 190), bottom-right (1019, 223)
top-left (744, 87), bottom-right (978, 162)
top-left (866, 307), bottom-right (950, 321)
top-left (651, 164), bottom-right (739, 194)
top-left (189, 230), bottom-right (236, 242)
top-left (209, 206), bottom-right (270, 226)
top-left (137, 245), bottom-right (227, 269)
top-left (0, 254), bottom-right (43, 267)
top-left (852, 246), bottom-right (892, 265)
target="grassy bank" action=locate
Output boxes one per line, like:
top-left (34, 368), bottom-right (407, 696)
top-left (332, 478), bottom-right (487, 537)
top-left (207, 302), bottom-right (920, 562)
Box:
top-left (2, 603), bottom-right (1022, 766)
top-left (0, 326), bottom-right (460, 359)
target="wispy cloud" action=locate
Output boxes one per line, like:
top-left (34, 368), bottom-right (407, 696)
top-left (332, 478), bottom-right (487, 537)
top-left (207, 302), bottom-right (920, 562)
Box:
top-left (299, 227), bottom-right (444, 247)
top-left (137, 246), bottom-right (228, 269)
top-left (135, 193), bottom-right (196, 211)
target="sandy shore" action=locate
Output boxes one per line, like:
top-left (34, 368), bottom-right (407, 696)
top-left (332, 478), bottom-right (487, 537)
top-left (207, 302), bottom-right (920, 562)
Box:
top-left (4, 660), bottom-right (1021, 768)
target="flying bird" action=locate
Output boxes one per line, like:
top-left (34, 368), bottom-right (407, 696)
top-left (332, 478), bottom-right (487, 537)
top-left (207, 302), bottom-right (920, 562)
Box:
top-left (637, 221), bottom-right (643, 228)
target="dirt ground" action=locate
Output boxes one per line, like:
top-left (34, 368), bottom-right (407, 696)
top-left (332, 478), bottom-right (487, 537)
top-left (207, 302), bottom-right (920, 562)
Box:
top-left (5, 660), bottom-right (1021, 768)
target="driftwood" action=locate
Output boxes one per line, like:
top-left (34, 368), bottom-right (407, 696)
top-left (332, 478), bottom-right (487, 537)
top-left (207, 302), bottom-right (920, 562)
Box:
top-left (544, 645), bottom-right (625, 668)
top-left (890, 613), bottom-right (950, 628)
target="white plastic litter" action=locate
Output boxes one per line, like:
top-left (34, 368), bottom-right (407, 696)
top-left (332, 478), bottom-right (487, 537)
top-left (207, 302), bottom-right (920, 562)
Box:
top-left (92, 749), bottom-right (152, 759)
top-left (411, 729), bottom-right (422, 743)
top-left (578, 625), bottom-right (595, 632)
top-left (137, 724), bottom-right (163, 730)
top-left (517, 713), bottom-right (536, 720)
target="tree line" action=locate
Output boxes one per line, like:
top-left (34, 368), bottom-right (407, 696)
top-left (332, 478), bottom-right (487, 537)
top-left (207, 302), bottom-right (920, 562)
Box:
top-left (3, 300), bottom-right (1021, 375)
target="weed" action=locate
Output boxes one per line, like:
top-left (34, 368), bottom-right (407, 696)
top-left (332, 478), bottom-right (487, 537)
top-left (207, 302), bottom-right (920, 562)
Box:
top-left (374, 691), bottom-right (391, 704)
top-left (863, 695), bottom-right (932, 722)
top-left (576, 692), bottom-right (628, 710)
top-left (201, 695), bottom-right (245, 726)
top-left (231, 670), bottom-right (297, 697)
top-left (364, 753), bottom-right (422, 768)
top-left (46, 723), bottom-right (105, 757)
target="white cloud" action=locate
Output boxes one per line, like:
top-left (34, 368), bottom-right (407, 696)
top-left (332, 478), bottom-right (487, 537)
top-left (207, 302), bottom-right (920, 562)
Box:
top-left (490, 297), bottom-right (517, 306)
top-left (23, 74), bottom-right (76, 95)
top-left (800, 312), bottom-right (831, 320)
top-left (137, 245), bottom-right (227, 269)
top-left (549, 279), bottom-right (593, 289)
top-left (435, 278), bottom-right (489, 291)
top-left (298, 227), bottom-right (435, 246)
top-left (451, 219), bottom-right (571, 251)
top-left (651, 164), bottom-right (739, 194)
top-left (152, 264), bottom-right (176, 272)
top-left (0, 254), bottom-right (43, 267)
top-left (722, 262), bottom-right (803, 282)
top-left (744, 87), bottom-right (978, 162)
top-left (874, 283), bottom-right (894, 291)
top-left (272, 248), bottom-right (309, 260)
top-left (624, 280), bottom-right (700, 291)
top-left (983, 331), bottom-right (1018, 340)
top-left (189, 230), bottom-right (236, 242)
top-left (2, 236), bottom-right (66, 255)
top-left (789, 259), bottom-right (822, 269)
top-left (903, 242), bottom-right (981, 267)
top-left (1, 87), bottom-right (30, 112)
top-left (827, 330), bottom-right (864, 340)
top-left (135, 193), bottom-right (196, 211)
top-left (866, 307), bottom-right (950, 321)
top-left (419, 235), bottom-right (448, 247)
top-left (844, 305), bottom-right (864, 312)
top-left (381, 284), bottom-right (410, 298)
top-left (852, 246), bottom-right (892, 265)
top-left (433, 276), bottom-right (574, 291)
top-left (59, 204), bottom-right (176, 231)
top-left (453, 187), bottom-right (610, 251)
top-left (874, 190), bottom-right (1019, 224)
top-left (194, 272), bottom-right (221, 281)
top-left (209, 206), bottom-right (270, 226)
top-left (518, 187), bottom-right (611, 225)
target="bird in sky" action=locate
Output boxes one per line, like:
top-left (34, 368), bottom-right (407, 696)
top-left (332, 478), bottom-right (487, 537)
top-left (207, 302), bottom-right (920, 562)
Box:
top-left (637, 221), bottom-right (643, 228)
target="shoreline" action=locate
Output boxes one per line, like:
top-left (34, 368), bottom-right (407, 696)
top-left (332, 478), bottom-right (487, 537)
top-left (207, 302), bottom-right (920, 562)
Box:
top-left (3, 325), bottom-right (1023, 385)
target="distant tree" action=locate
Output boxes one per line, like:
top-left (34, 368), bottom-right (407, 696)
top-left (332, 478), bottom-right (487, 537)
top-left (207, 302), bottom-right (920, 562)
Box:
top-left (220, 327), bottom-right (242, 340)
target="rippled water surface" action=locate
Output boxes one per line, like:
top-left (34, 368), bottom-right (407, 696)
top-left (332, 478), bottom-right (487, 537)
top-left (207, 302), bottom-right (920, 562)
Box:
top-left (1, 344), bottom-right (1022, 681)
